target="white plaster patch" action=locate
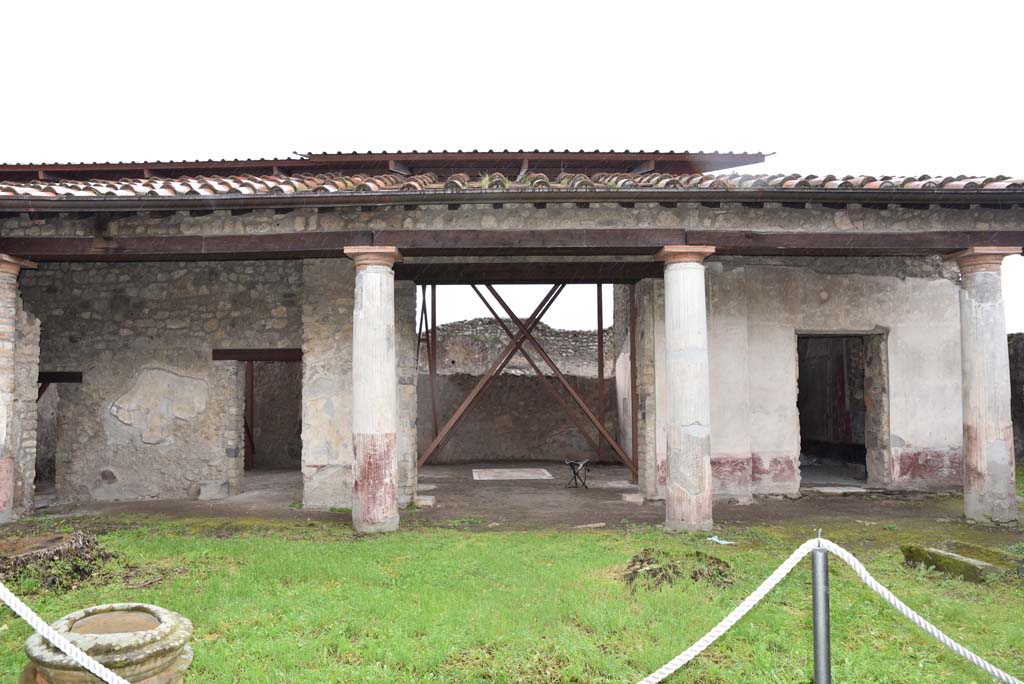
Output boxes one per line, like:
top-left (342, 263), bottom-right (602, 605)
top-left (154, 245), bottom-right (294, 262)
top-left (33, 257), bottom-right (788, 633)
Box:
top-left (472, 468), bottom-right (553, 481)
top-left (111, 368), bottom-right (208, 445)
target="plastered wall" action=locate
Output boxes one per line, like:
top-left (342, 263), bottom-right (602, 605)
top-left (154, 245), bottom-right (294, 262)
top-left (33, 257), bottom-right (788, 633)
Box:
top-left (621, 256), bottom-right (964, 500)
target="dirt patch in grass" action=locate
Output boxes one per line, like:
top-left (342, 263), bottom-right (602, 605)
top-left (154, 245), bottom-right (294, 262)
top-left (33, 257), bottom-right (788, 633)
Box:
top-left (623, 548), bottom-right (734, 594)
top-left (689, 551), bottom-right (734, 588)
top-left (623, 548), bottom-right (684, 593)
top-left (0, 531), bottom-right (112, 592)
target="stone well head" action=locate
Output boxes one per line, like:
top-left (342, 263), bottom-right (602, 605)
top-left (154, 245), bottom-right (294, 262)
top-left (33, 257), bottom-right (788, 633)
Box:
top-left (24, 603), bottom-right (193, 684)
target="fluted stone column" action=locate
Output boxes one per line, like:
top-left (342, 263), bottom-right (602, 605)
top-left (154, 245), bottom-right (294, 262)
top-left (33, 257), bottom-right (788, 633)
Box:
top-left (344, 246), bottom-right (402, 533)
top-left (658, 245), bottom-right (715, 531)
top-left (0, 254), bottom-right (35, 523)
top-left (953, 247), bottom-right (1020, 524)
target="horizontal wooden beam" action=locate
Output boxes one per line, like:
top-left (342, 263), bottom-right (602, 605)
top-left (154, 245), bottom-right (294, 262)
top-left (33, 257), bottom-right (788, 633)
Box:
top-left (395, 261), bottom-right (662, 284)
top-left (0, 233), bottom-right (372, 261)
top-left (212, 348), bottom-right (302, 362)
top-left (2, 229), bottom-right (1023, 262)
top-left (38, 371), bottom-right (82, 384)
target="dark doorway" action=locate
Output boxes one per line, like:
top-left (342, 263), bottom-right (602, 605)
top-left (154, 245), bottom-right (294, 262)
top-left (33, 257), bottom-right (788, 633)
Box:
top-left (245, 360), bottom-right (302, 471)
top-left (797, 335), bottom-right (868, 484)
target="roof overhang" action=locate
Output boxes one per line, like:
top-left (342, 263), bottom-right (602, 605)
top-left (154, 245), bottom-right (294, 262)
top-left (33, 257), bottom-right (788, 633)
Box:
top-left (0, 150), bottom-right (766, 183)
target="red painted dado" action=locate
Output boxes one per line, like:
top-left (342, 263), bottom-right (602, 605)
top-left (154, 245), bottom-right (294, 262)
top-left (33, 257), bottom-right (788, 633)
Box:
top-left (751, 453), bottom-right (799, 485)
top-left (353, 433), bottom-right (398, 525)
top-left (896, 448), bottom-right (963, 489)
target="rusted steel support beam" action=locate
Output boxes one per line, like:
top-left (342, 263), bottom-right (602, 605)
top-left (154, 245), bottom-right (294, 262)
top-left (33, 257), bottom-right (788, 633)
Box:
top-left (596, 284), bottom-right (605, 460)
top-left (485, 284), bottom-right (637, 476)
top-left (417, 284), bottom-right (563, 467)
top-left (447, 285), bottom-right (565, 446)
top-left (629, 284), bottom-right (640, 484)
top-left (470, 285), bottom-right (599, 451)
top-left (426, 284), bottom-right (564, 463)
top-left (428, 285), bottom-right (440, 439)
top-left (416, 284), bottom-right (428, 364)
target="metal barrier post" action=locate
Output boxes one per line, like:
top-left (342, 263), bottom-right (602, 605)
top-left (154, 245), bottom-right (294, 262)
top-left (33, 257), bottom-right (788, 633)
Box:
top-left (812, 547), bottom-right (832, 684)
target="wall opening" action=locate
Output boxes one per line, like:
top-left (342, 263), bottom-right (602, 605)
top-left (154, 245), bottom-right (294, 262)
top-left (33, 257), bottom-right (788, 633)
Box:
top-left (245, 360), bottom-right (302, 472)
top-left (415, 284), bottom-right (623, 468)
top-left (35, 385), bottom-right (59, 503)
top-left (796, 335), bottom-right (870, 485)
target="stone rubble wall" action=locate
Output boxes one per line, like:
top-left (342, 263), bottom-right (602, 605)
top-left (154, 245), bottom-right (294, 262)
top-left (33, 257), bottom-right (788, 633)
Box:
top-left (417, 374), bottom-right (617, 464)
top-left (424, 317), bottom-right (614, 378)
top-left (300, 259), bottom-right (354, 508)
top-left (395, 281), bottom-right (418, 502)
top-left (19, 261), bottom-right (303, 502)
top-left (1010, 333), bottom-right (1024, 461)
top-left (417, 316), bottom-right (616, 464)
top-left (301, 261), bottom-right (417, 509)
top-left (11, 300), bottom-right (40, 515)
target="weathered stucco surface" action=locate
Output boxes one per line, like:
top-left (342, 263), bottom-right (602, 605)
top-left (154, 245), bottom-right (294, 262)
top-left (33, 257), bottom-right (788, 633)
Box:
top-left (619, 256), bottom-right (964, 501)
top-left (11, 300), bottom-right (40, 515)
top-left (300, 260), bottom-right (416, 510)
top-left (3, 202), bottom-right (1023, 239)
top-left (300, 259), bottom-right (354, 508)
top-left (20, 261), bottom-right (303, 502)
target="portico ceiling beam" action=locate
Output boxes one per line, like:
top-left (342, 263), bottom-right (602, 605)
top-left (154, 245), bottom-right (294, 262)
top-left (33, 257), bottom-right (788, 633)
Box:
top-left (2, 230), bottom-right (1024, 262)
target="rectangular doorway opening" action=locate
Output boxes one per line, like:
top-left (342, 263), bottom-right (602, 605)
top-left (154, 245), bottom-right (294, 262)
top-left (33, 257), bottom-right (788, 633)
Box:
top-left (797, 335), bottom-right (869, 486)
top-left (244, 360), bottom-right (302, 473)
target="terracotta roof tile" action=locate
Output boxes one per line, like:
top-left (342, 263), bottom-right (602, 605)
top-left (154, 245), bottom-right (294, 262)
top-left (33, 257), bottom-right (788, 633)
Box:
top-left (1, 171), bottom-right (1022, 202)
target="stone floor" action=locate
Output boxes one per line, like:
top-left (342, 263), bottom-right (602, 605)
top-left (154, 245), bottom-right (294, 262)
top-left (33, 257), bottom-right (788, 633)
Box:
top-left (31, 461), bottom-right (989, 530)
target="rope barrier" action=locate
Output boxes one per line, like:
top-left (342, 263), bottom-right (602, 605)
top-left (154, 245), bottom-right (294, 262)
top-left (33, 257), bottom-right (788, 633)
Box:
top-left (639, 537), bottom-right (1022, 684)
top-left (0, 580), bottom-right (128, 684)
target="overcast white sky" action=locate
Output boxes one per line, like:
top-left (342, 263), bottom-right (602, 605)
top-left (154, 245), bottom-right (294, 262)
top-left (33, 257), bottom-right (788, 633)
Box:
top-left (1, 1), bottom-right (1021, 330)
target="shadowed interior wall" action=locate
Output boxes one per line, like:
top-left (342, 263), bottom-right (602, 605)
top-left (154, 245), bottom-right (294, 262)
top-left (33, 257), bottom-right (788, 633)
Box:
top-left (251, 361), bottom-right (302, 470)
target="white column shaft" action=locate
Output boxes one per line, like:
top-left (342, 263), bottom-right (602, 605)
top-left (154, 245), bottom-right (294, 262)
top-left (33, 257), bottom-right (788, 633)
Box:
top-left (351, 263), bottom-right (399, 533)
top-left (663, 261), bottom-right (713, 530)
top-left (959, 267), bottom-right (1017, 522)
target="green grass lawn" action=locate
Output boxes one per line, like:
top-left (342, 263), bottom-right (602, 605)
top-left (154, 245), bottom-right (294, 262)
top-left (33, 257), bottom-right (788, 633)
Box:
top-left (1, 514), bottom-right (1022, 683)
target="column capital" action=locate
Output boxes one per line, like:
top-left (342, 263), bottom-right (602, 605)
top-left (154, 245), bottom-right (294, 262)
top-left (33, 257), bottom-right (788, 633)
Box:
top-left (657, 245), bottom-right (716, 265)
top-left (946, 246), bottom-right (1021, 275)
top-left (344, 246), bottom-right (402, 270)
top-left (0, 254), bottom-right (37, 276)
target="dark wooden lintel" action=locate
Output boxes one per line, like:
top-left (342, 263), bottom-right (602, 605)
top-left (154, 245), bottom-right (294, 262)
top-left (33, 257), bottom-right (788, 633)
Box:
top-left (212, 348), bottom-right (302, 362)
top-left (395, 261), bottom-right (661, 284)
top-left (38, 371), bottom-right (82, 384)
top-left (1, 229), bottom-right (1022, 262)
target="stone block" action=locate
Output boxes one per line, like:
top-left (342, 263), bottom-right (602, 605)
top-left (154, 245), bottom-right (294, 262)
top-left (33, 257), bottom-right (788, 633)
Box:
top-left (197, 480), bottom-right (228, 500)
top-left (302, 464), bottom-right (353, 509)
top-left (901, 544), bottom-right (1000, 583)
top-left (622, 492), bottom-right (645, 504)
